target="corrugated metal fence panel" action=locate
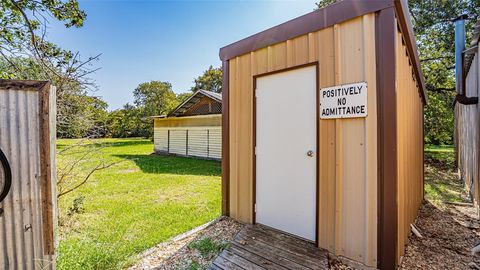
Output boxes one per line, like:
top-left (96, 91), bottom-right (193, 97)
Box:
top-left (154, 127), bottom-right (169, 153)
top-left (0, 84), bottom-right (56, 270)
top-left (458, 47), bottom-right (480, 207)
top-left (208, 128), bottom-right (222, 159)
top-left (187, 130), bottom-right (208, 158)
top-left (169, 130), bottom-right (187, 156)
top-left (48, 87), bottom-right (58, 255)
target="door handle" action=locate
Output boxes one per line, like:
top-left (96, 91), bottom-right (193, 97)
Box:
top-left (307, 150), bottom-right (314, 157)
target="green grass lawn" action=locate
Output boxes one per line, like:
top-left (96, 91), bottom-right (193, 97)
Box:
top-left (425, 144), bottom-right (454, 152)
top-left (56, 138), bottom-right (221, 270)
top-left (423, 144), bottom-right (468, 203)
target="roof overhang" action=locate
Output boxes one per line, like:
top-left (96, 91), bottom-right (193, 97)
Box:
top-left (168, 89), bottom-right (222, 117)
top-left (154, 114), bottom-right (221, 121)
top-left (219, 0), bottom-right (426, 104)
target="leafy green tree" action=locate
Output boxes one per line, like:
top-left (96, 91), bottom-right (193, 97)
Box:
top-left (0, 0), bottom-right (90, 81)
top-left (133, 81), bottom-right (179, 116)
top-left (191, 65), bottom-right (222, 93)
top-left (108, 81), bottom-right (182, 138)
top-left (409, 0), bottom-right (479, 145)
top-left (177, 92), bottom-right (192, 103)
top-left (106, 104), bottom-right (143, 138)
top-left (315, 0), bottom-right (337, 9)
top-left (0, 0), bottom-right (104, 139)
top-left (315, 0), bottom-right (480, 145)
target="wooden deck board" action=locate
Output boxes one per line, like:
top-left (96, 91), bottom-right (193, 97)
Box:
top-left (211, 225), bottom-right (329, 270)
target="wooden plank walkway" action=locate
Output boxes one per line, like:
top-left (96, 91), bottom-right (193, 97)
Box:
top-left (210, 225), bottom-right (329, 270)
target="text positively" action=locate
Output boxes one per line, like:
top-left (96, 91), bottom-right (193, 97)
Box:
top-left (320, 82), bottom-right (368, 119)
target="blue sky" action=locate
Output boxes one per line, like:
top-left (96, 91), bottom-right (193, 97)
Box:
top-left (48, 0), bottom-right (317, 110)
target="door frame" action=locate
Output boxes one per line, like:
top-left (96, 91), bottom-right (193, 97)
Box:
top-left (252, 61), bottom-right (320, 244)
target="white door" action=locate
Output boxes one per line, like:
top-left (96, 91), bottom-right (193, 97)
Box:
top-left (255, 65), bottom-right (317, 242)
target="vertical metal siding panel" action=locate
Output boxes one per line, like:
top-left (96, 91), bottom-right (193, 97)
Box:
top-left (253, 48), bottom-right (268, 75)
top-left (208, 128), bottom-right (222, 159)
top-left (154, 127), bottom-right (169, 153)
top-left (187, 129), bottom-right (208, 158)
top-left (318, 26), bottom-right (337, 253)
top-left (337, 16), bottom-right (371, 265)
top-left (26, 89), bottom-right (43, 269)
top-left (10, 89), bottom-right (25, 268)
top-left (291, 35), bottom-right (309, 66)
top-left (460, 51), bottom-right (480, 208)
top-left (48, 86), bottom-right (57, 269)
top-left (169, 130), bottom-right (187, 155)
top-left (26, 89), bottom-right (38, 270)
top-left (237, 53), bottom-right (253, 222)
top-left (229, 57), bottom-right (238, 219)
top-left (0, 86), bottom-right (55, 269)
top-left (333, 21), bottom-right (344, 257)
top-left (0, 134), bottom-right (5, 269)
top-left (363, 14), bottom-right (378, 265)
top-left (267, 43), bottom-right (287, 72)
top-left (1, 89), bottom-right (17, 269)
top-left (396, 31), bottom-right (404, 260)
top-left (396, 26), bottom-right (424, 262)
top-left (18, 90), bottom-right (33, 270)
top-left (472, 52), bottom-right (478, 205)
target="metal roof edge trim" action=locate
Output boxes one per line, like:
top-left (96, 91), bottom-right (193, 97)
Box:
top-left (219, 0), bottom-right (395, 61)
top-left (394, 0), bottom-right (428, 105)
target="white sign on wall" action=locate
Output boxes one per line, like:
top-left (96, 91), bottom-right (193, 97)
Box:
top-left (320, 82), bottom-right (368, 119)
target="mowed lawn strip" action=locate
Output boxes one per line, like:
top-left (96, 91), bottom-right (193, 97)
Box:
top-left (56, 138), bottom-right (221, 270)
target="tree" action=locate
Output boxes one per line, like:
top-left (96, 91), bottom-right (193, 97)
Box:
top-left (191, 65), bottom-right (222, 93)
top-left (0, 57), bottom-right (108, 139)
top-left (0, 1), bottom-right (103, 139)
top-left (0, 1), bottom-right (118, 200)
top-left (315, 0), bottom-right (480, 145)
top-left (177, 92), bottom-right (192, 103)
top-left (409, 0), bottom-right (480, 145)
top-left (1, 0), bottom-right (87, 71)
top-left (315, 0), bottom-right (338, 9)
top-left (132, 81), bottom-right (179, 137)
top-left (106, 104), bottom-right (147, 138)
top-left (134, 81), bottom-right (179, 116)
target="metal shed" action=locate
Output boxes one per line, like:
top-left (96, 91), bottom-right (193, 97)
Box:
top-left (219, 0), bottom-right (425, 269)
top-left (0, 80), bottom-right (57, 269)
top-left (153, 90), bottom-right (222, 160)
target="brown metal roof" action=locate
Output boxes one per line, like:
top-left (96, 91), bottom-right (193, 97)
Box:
top-left (168, 90), bottom-right (222, 117)
top-left (219, 0), bottom-right (426, 104)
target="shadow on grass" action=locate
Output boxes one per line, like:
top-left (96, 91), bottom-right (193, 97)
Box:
top-left (113, 154), bottom-right (221, 176)
top-left (424, 149), bottom-right (469, 203)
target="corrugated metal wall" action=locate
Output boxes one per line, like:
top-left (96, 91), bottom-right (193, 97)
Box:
top-left (227, 15), bottom-right (378, 267)
top-left (395, 29), bottom-right (424, 262)
top-left (154, 129), bottom-right (168, 152)
top-left (0, 82), bottom-right (57, 270)
top-left (169, 130), bottom-right (187, 156)
top-left (208, 129), bottom-right (222, 159)
top-left (188, 129), bottom-right (208, 157)
top-left (154, 122), bottom-right (222, 160)
top-left (458, 47), bottom-right (480, 207)
top-left (154, 115), bottom-right (221, 160)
